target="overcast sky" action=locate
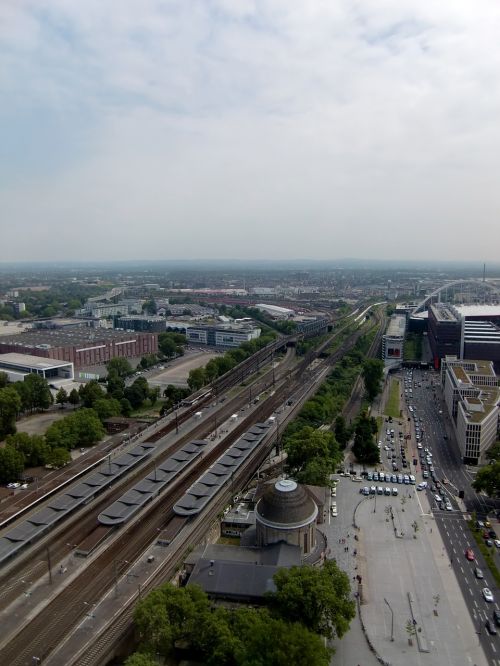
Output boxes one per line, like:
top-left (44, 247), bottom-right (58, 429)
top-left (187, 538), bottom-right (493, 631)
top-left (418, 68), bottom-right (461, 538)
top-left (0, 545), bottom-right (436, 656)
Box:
top-left (1, 1), bottom-right (500, 263)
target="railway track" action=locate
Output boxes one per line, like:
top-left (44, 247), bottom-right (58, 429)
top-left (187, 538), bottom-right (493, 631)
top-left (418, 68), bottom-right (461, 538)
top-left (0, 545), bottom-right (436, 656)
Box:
top-left (0, 350), bottom-right (297, 610)
top-left (0, 371), bottom-right (301, 666)
top-left (0, 322), bottom-right (371, 664)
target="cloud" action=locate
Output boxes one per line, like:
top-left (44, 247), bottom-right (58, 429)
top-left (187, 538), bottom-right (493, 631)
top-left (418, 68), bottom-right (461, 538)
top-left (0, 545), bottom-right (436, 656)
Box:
top-left (1, 1), bottom-right (500, 261)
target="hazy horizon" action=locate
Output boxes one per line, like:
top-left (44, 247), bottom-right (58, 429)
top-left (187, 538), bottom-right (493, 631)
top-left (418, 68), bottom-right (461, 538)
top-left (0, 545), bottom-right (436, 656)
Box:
top-left (2, 2), bottom-right (500, 263)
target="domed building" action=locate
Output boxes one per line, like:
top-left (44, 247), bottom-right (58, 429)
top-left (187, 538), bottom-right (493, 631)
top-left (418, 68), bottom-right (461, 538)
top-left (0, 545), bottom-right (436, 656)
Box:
top-left (255, 478), bottom-right (318, 556)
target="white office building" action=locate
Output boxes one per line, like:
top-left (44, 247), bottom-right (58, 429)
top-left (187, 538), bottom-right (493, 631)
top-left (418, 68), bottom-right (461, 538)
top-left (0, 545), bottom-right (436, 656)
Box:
top-left (381, 315), bottom-right (406, 369)
top-left (441, 357), bottom-right (499, 465)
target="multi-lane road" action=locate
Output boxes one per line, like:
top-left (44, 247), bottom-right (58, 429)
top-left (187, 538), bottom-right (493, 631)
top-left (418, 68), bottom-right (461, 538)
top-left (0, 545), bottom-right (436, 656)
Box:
top-left (400, 367), bottom-right (500, 662)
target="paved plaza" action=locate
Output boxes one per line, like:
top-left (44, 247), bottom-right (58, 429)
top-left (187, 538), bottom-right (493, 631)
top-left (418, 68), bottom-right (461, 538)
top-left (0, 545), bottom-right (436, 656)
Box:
top-left (326, 477), bottom-right (487, 666)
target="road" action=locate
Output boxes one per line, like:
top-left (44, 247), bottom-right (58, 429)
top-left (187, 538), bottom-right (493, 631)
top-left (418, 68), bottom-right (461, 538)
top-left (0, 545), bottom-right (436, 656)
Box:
top-left (400, 367), bottom-right (500, 663)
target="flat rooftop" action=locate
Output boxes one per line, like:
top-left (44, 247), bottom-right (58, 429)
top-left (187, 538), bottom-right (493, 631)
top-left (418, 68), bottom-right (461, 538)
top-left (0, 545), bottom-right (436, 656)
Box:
top-left (385, 315), bottom-right (406, 337)
top-left (456, 305), bottom-right (500, 318)
top-left (0, 328), bottom-right (151, 349)
top-left (0, 352), bottom-right (73, 370)
top-left (461, 386), bottom-right (500, 423)
top-left (0, 321), bottom-right (32, 336)
top-left (430, 304), bottom-right (460, 323)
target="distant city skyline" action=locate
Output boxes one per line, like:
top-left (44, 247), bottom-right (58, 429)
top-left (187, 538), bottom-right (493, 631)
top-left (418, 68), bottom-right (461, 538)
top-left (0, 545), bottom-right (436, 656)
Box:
top-left (1, 2), bottom-right (500, 262)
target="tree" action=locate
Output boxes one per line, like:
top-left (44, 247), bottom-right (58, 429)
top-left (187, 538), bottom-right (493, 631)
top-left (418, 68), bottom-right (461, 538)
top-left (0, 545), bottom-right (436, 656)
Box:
top-left (45, 409), bottom-right (105, 450)
top-left (0, 386), bottom-right (22, 439)
top-left (284, 427), bottom-right (342, 485)
top-left (68, 388), bottom-right (80, 408)
top-left (0, 446), bottom-right (25, 483)
top-left (79, 380), bottom-right (105, 408)
top-left (134, 584), bottom-right (211, 658)
top-left (149, 387), bottom-right (161, 407)
top-left (56, 387), bottom-right (69, 409)
top-left (231, 608), bottom-right (331, 666)
top-left (6, 432), bottom-right (49, 467)
top-left (362, 358), bottom-right (384, 402)
top-left (486, 440), bottom-right (500, 462)
top-left (124, 655), bottom-right (158, 666)
top-left (268, 559), bottom-right (355, 640)
top-left (334, 415), bottom-right (350, 449)
top-left (107, 372), bottom-right (125, 400)
top-left (46, 446), bottom-right (71, 468)
top-left (107, 357), bottom-right (133, 378)
top-left (93, 397), bottom-right (122, 421)
top-left (187, 368), bottom-right (206, 392)
top-left (352, 412), bottom-right (379, 464)
top-left (120, 398), bottom-right (133, 416)
top-left (158, 334), bottom-right (177, 358)
top-left (124, 377), bottom-right (150, 410)
top-left (472, 461), bottom-right (500, 498)
top-left (142, 299), bottom-right (157, 315)
top-left (14, 374), bottom-right (53, 412)
top-left (0, 371), bottom-right (9, 388)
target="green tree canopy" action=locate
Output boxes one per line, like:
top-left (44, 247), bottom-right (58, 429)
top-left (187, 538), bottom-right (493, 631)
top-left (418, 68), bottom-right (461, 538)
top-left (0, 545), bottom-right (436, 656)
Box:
top-left (93, 397), bottom-right (122, 421)
top-left (134, 584), bottom-right (211, 658)
top-left (187, 367), bottom-right (206, 392)
top-left (130, 583), bottom-right (331, 666)
top-left (284, 427), bottom-right (342, 486)
top-left (107, 357), bottom-right (133, 378)
top-left (79, 380), bottom-right (105, 408)
top-left (352, 411), bottom-right (380, 464)
top-left (158, 334), bottom-right (176, 358)
top-left (362, 358), bottom-right (384, 402)
top-left (45, 408), bottom-right (105, 450)
top-left (0, 371), bottom-right (9, 388)
top-left (334, 415), bottom-right (351, 449)
top-left (106, 372), bottom-right (125, 400)
top-left (0, 446), bottom-right (25, 483)
top-left (6, 432), bottom-right (50, 467)
top-left (486, 440), bottom-right (500, 462)
top-left (231, 608), bottom-right (331, 666)
top-left (46, 446), bottom-right (71, 468)
top-left (68, 388), bottom-right (80, 407)
top-left (0, 386), bottom-right (22, 439)
top-left (124, 377), bottom-right (150, 409)
top-left (56, 387), bottom-right (68, 408)
top-left (14, 374), bottom-right (53, 412)
top-left (472, 460), bottom-right (500, 498)
top-left (268, 559), bottom-right (355, 640)
top-left (123, 654), bottom-right (158, 666)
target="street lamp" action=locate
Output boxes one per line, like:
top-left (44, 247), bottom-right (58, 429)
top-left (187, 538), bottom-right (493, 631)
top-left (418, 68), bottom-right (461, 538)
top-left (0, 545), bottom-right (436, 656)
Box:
top-left (384, 598), bottom-right (394, 641)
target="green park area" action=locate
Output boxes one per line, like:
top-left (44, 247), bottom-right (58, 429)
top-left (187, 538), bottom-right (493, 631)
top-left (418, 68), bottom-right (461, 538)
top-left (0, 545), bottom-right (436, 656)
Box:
top-left (384, 378), bottom-right (400, 419)
top-left (404, 333), bottom-right (422, 362)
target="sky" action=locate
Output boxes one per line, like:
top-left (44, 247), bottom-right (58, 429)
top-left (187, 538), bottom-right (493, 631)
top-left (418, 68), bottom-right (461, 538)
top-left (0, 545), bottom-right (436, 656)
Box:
top-left (1, 0), bottom-right (500, 263)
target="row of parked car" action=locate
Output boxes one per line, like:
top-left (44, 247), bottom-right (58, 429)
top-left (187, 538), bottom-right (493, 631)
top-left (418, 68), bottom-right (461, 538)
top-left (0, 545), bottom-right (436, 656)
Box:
top-left (361, 486), bottom-right (398, 496)
top-left (367, 471), bottom-right (415, 485)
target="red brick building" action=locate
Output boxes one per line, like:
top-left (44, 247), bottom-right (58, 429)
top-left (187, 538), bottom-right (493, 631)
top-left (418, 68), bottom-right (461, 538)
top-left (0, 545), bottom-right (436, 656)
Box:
top-left (0, 329), bottom-right (158, 368)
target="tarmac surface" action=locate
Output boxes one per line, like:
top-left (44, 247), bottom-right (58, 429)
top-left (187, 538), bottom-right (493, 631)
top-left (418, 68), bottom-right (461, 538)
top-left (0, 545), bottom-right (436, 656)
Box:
top-left (327, 477), bottom-right (487, 666)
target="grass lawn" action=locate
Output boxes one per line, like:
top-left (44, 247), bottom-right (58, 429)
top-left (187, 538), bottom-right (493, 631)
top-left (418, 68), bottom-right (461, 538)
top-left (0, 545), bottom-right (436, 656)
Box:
top-left (469, 522), bottom-right (500, 588)
top-left (384, 378), bottom-right (400, 418)
top-left (404, 333), bottom-right (423, 361)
